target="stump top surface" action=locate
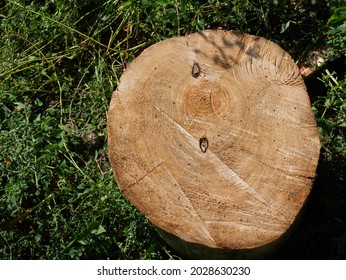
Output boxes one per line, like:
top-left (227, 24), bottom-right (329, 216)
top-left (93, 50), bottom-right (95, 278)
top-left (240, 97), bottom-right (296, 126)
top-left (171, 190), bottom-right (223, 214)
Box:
top-left (107, 30), bottom-right (320, 249)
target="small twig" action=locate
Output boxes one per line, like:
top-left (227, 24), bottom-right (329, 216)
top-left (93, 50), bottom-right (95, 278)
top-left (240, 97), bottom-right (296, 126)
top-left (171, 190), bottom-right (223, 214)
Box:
top-left (7, 193), bottom-right (56, 228)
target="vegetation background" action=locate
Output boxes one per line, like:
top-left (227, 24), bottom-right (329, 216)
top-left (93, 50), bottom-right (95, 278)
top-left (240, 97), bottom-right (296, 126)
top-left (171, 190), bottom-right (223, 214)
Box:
top-left (0, 0), bottom-right (345, 259)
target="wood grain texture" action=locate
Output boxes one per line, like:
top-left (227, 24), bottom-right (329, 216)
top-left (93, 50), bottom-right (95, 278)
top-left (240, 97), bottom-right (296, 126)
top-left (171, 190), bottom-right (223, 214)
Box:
top-left (107, 30), bottom-right (320, 252)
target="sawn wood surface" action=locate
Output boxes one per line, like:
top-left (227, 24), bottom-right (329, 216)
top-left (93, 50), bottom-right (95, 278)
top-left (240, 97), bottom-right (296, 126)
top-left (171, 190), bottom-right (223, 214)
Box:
top-left (107, 30), bottom-right (321, 251)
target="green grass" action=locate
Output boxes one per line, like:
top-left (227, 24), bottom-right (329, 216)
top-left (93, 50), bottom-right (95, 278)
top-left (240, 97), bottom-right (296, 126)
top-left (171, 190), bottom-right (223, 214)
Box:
top-left (0, 0), bottom-right (345, 259)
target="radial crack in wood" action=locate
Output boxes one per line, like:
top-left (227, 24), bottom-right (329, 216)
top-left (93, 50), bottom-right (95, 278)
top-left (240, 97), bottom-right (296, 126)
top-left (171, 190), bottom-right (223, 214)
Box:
top-left (107, 30), bottom-right (321, 259)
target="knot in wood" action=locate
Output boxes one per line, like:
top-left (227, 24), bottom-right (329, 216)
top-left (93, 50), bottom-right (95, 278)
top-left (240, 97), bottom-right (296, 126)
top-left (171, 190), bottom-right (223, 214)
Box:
top-left (184, 82), bottom-right (230, 118)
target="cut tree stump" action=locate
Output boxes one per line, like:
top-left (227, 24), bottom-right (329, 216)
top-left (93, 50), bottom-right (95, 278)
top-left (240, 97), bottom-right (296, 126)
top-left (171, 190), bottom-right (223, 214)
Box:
top-left (107, 30), bottom-right (321, 259)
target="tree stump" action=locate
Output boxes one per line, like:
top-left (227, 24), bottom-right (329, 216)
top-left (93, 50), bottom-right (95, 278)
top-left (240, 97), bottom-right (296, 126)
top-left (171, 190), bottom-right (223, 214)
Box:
top-left (107, 30), bottom-right (321, 259)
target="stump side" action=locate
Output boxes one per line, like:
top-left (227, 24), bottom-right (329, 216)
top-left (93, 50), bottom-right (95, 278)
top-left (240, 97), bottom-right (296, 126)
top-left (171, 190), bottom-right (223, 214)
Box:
top-left (107, 29), bottom-right (321, 254)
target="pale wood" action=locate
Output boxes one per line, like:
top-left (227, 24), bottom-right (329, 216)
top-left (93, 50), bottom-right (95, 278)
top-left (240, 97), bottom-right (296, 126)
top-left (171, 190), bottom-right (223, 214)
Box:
top-left (107, 30), bottom-right (320, 258)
